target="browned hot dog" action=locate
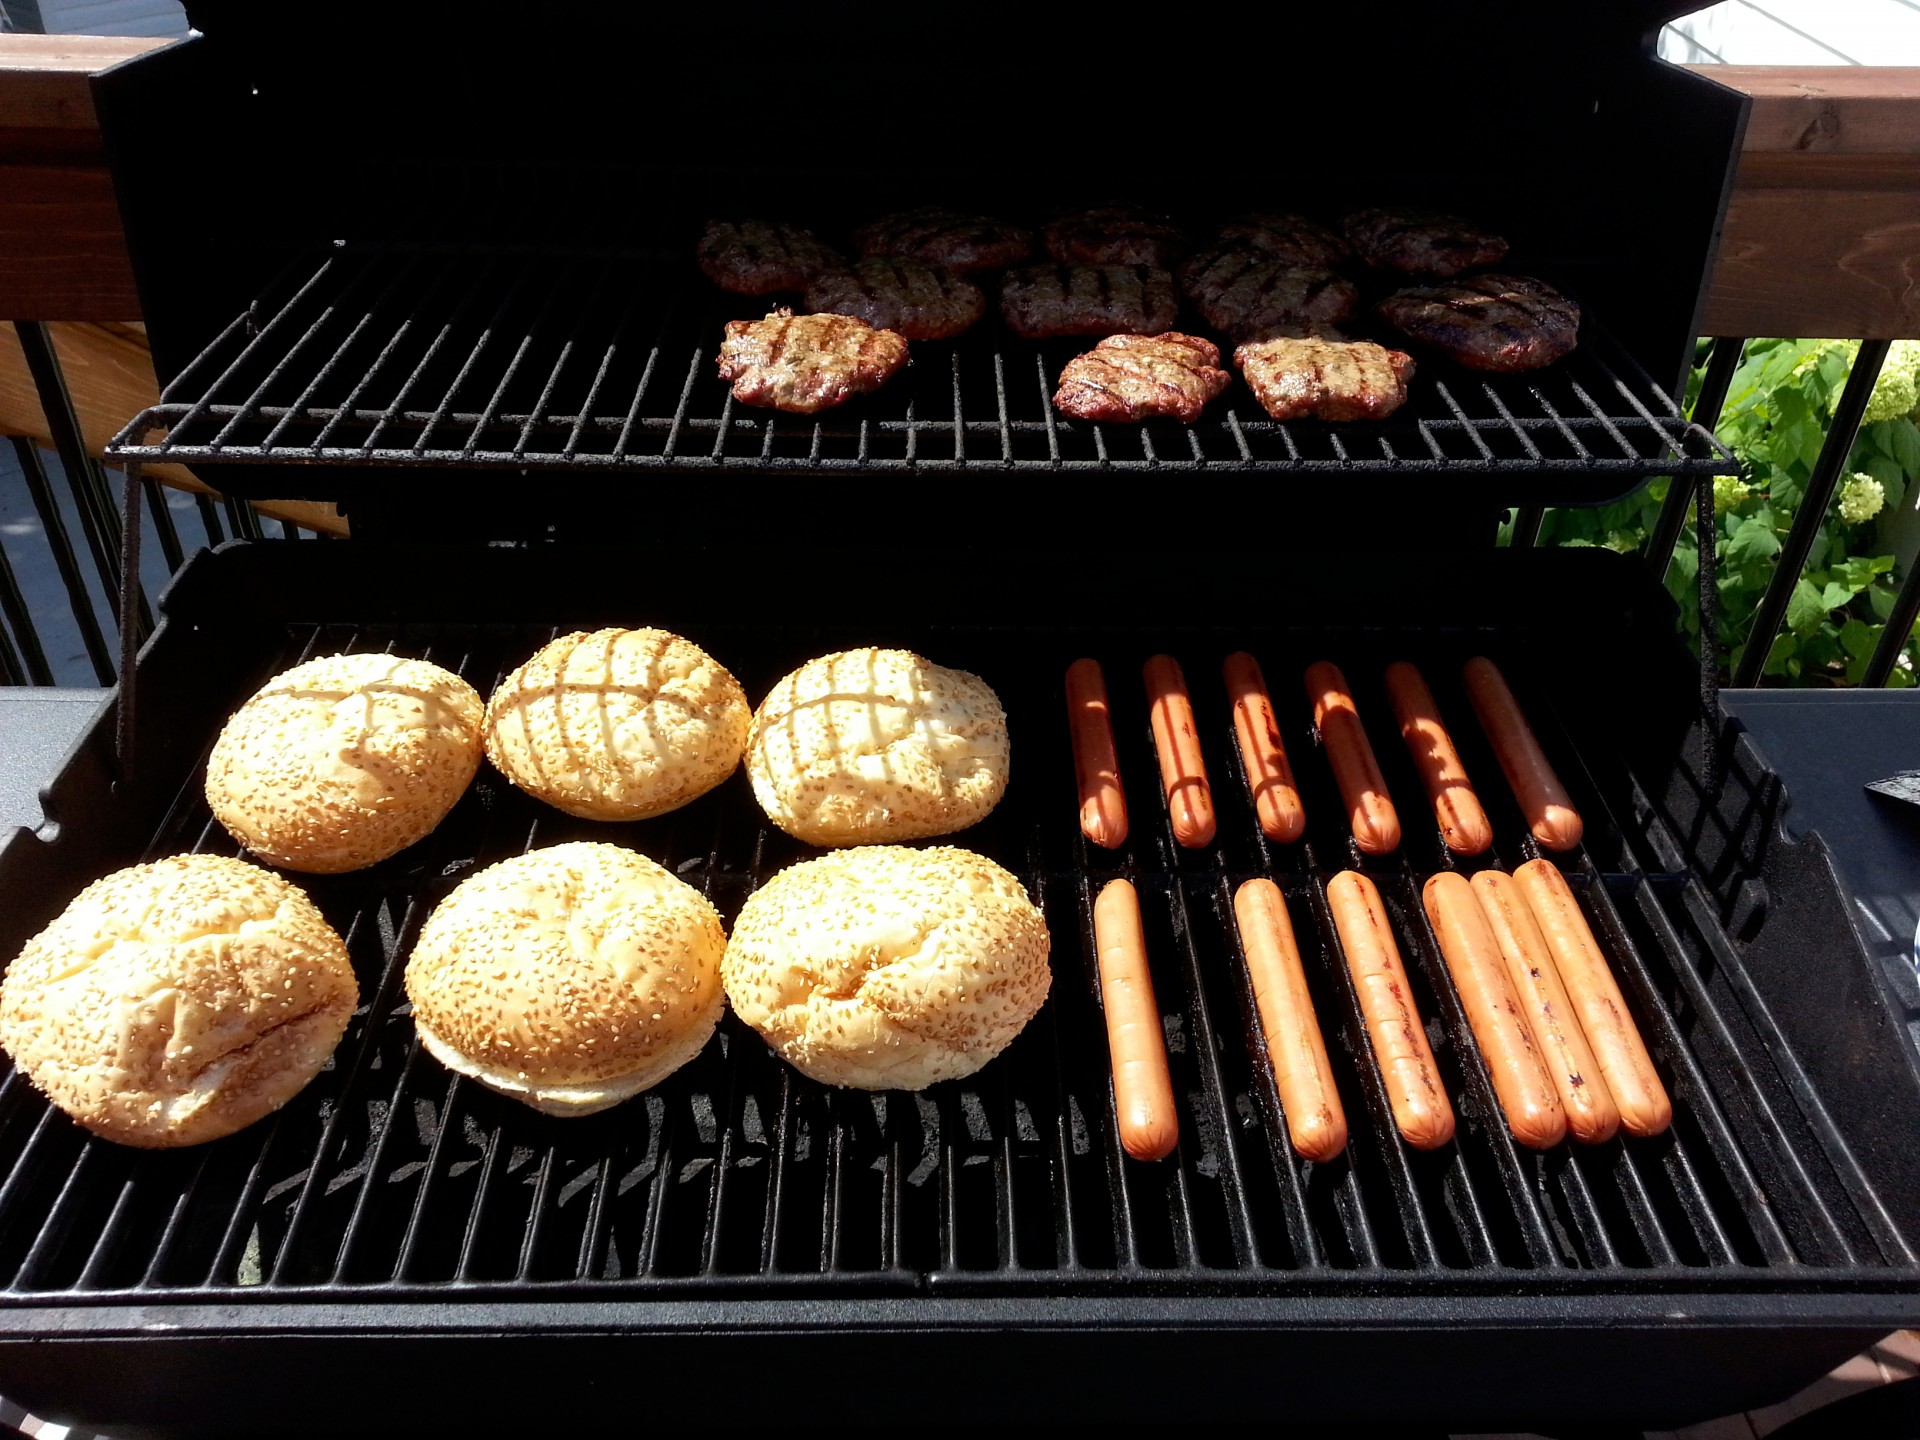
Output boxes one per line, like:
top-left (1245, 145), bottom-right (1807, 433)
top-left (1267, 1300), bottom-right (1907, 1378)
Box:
top-left (1421, 872), bottom-right (1564, 1150)
top-left (1512, 859), bottom-right (1671, 1138)
top-left (1462, 657), bottom-right (1582, 851)
top-left (1066, 658), bottom-right (1128, 849)
top-left (1093, 879), bottom-right (1180, 1161)
top-left (1306, 662), bottom-right (1400, 855)
top-left (1470, 870), bottom-right (1620, 1144)
top-left (1224, 652), bottom-right (1306, 844)
top-left (1233, 878), bottom-right (1346, 1162)
top-left (1385, 662), bottom-right (1492, 856)
top-left (1325, 871), bottom-right (1453, 1149)
top-left (1144, 654), bottom-right (1216, 848)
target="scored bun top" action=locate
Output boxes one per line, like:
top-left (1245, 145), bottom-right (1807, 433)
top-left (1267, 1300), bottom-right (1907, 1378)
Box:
top-left (746, 647), bottom-right (1009, 847)
top-left (484, 628), bottom-right (751, 822)
top-left (404, 842), bottom-right (727, 1112)
top-left (206, 652), bottom-right (484, 874)
top-left (0, 854), bottom-right (358, 1148)
top-left (723, 845), bottom-right (1050, 1091)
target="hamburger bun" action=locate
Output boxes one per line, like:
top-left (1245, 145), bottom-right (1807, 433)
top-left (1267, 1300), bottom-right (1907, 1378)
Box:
top-left (0, 854), bottom-right (358, 1148)
top-left (205, 652), bottom-right (484, 873)
top-left (723, 845), bottom-right (1049, 1090)
top-left (404, 842), bottom-right (726, 1116)
top-left (484, 629), bottom-right (751, 822)
top-left (746, 647), bottom-right (1009, 846)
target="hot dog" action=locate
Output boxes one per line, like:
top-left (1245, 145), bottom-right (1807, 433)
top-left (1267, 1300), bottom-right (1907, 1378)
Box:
top-left (1306, 662), bottom-right (1400, 855)
top-left (1224, 652), bottom-right (1306, 844)
top-left (1462, 657), bottom-right (1582, 851)
top-left (1470, 870), bottom-right (1620, 1145)
top-left (1093, 878), bottom-right (1180, 1161)
top-left (1144, 654), bottom-right (1216, 848)
top-left (1065, 658), bottom-right (1128, 849)
top-left (1385, 662), bottom-right (1492, 856)
top-left (1421, 872), bottom-right (1564, 1150)
top-left (1325, 870), bottom-right (1453, 1150)
top-left (1233, 878), bottom-right (1346, 1162)
top-left (1512, 859), bottom-right (1671, 1138)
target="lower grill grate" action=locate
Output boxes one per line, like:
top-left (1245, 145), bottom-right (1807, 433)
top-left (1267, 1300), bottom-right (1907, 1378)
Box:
top-left (106, 241), bottom-right (1735, 491)
top-left (0, 574), bottom-right (1909, 1304)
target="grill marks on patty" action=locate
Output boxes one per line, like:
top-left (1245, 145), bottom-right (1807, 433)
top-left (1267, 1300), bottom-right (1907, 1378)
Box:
top-left (1376, 273), bottom-right (1579, 373)
top-left (1212, 213), bottom-right (1351, 269)
top-left (1342, 208), bottom-right (1508, 278)
top-left (716, 309), bottom-right (909, 413)
top-left (853, 207), bottom-right (1032, 274)
top-left (1053, 332), bottom-right (1232, 423)
top-left (1179, 247), bottom-right (1360, 344)
top-left (1043, 205), bottom-right (1188, 269)
top-left (999, 265), bottom-right (1180, 340)
top-left (803, 257), bottom-right (985, 341)
top-left (1236, 336), bottom-right (1416, 422)
top-left (698, 220), bottom-right (844, 295)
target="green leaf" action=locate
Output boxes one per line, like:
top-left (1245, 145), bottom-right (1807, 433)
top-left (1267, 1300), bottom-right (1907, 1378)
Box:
top-left (1833, 555), bottom-right (1894, 591)
top-left (1786, 577), bottom-right (1830, 637)
top-left (1821, 580), bottom-right (1855, 610)
top-left (1725, 513), bottom-right (1781, 567)
top-left (1801, 630), bottom-right (1844, 670)
top-left (1765, 630), bottom-right (1799, 677)
top-left (1871, 583), bottom-right (1897, 621)
top-left (1841, 617), bottom-right (1878, 659)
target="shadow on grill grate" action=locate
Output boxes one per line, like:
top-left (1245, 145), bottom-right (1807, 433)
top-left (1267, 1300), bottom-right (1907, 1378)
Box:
top-left (108, 241), bottom-right (1736, 488)
top-left (0, 603), bottom-right (1909, 1304)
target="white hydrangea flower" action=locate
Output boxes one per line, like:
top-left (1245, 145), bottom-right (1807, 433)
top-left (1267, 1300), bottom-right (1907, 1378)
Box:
top-left (1838, 473), bottom-right (1885, 525)
top-left (1712, 475), bottom-right (1751, 517)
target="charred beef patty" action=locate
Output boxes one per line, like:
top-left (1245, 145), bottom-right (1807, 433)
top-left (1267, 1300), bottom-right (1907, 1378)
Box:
top-left (1211, 212), bottom-right (1351, 269)
top-left (1235, 336), bottom-right (1416, 421)
top-left (852, 207), bottom-right (1032, 274)
top-left (1341, 208), bottom-right (1508, 278)
top-left (715, 310), bottom-right (909, 413)
top-left (999, 264), bottom-right (1180, 340)
top-left (1178, 247), bottom-right (1359, 343)
top-left (803, 258), bottom-right (985, 341)
top-left (1053, 332), bottom-right (1231, 423)
top-left (1376, 273), bottom-right (1578, 372)
top-left (1043, 205), bottom-right (1187, 268)
top-left (698, 220), bottom-right (844, 295)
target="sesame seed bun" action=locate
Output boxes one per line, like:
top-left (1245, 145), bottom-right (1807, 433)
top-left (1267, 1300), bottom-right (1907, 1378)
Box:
top-left (723, 846), bottom-right (1049, 1090)
top-left (205, 652), bottom-right (484, 874)
top-left (484, 629), bottom-right (751, 823)
top-left (404, 842), bottom-right (726, 1116)
top-left (745, 648), bottom-right (1009, 847)
top-left (0, 854), bottom-right (358, 1148)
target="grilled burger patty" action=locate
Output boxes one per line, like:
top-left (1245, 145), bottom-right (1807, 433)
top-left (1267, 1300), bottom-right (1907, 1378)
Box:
top-left (803, 257), bottom-right (985, 341)
top-left (1053, 332), bottom-right (1231, 424)
top-left (853, 207), bottom-right (1032, 274)
top-left (1341, 208), bottom-right (1508, 278)
top-left (1376, 273), bottom-right (1579, 372)
top-left (698, 220), bottom-right (844, 295)
top-left (999, 265), bottom-right (1180, 340)
top-left (1043, 205), bottom-right (1187, 268)
top-left (1178, 247), bottom-right (1359, 344)
top-left (1235, 336), bottom-right (1416, 422)
top-left (716, 310), bottom-right (909, 413)
top-left (1211, 212), bottom-right (1351, 269)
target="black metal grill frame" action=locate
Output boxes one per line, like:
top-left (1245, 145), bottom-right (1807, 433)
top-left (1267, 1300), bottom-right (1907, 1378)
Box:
top-left (103, 238), bottom-right (1736, 497)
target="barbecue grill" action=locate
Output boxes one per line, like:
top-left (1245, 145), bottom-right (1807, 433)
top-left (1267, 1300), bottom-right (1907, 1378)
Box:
top-left (2, 4), bottom-right (1918, 1434)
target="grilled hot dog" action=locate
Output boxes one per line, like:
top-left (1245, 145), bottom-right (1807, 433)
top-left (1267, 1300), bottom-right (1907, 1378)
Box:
top-left (1093, 878), bottom-right (1180, 1161)
top-left (1307, 662), bottom-right (1400, 855)
top-left (1422, 872), bottom-right (1564, 1150)
top-left (1234, 878), bottom-right (1345, 1162)
top-left (1144, 655), bottom-right (1216, 848)
top-left (1066, 658), bottom-right (1128, 848)
top-left (1462, 657), bottom-right (1582, 851)
top-left (1225, 652), bottom-right (1306, 844)
top-left (1326, 870), bottom-right (1452, 1149)
top-left (1385, 662), bottom-right (1491, 856)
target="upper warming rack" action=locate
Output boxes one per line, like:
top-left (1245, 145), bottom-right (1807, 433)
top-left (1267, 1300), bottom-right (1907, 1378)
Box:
top-left (106, 236), bottom-right (1736, 497)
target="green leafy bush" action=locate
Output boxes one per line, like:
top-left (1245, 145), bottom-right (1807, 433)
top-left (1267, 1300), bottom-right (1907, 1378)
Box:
top-left (1523, 338), bottom-right (1920, 685)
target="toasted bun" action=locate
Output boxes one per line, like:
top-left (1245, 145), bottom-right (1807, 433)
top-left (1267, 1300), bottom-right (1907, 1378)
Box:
top-left (205, 652), bottom-right (484, 874)
top-left (0, 854), bottom-right (357, 1148)
top-left (484, 629), bottom-right (751, 822)
top-left (723, 846), bottom-right (1049, 1090)
top-left (746, 647), bottom-right (1009, 846)
top-left (404, 842), bottom-right (726, 1115)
